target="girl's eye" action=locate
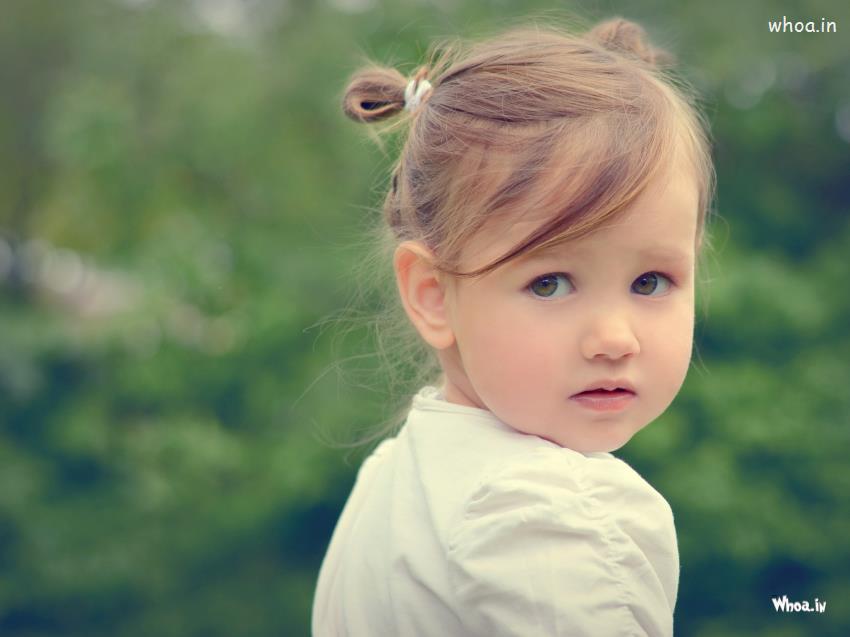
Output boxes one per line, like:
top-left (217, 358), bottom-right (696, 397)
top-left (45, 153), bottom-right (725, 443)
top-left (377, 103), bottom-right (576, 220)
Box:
top-left (632, 272), bottom-right (673, 296)
top-left (528, 273), bottom-right (572, 299)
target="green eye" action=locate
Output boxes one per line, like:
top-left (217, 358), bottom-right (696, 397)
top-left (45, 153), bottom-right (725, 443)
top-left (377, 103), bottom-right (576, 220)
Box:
top-left (529, 273), bottom-right (572, 299)
top-left (632, 272), bottom-right (672, 295)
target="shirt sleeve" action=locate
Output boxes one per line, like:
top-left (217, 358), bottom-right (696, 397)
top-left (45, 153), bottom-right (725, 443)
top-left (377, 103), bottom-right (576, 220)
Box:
top-left (446, 448), bottom-right (679, 637)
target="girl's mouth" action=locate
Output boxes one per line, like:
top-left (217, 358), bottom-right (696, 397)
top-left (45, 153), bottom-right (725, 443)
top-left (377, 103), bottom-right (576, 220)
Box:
top-left (570, 388), bottom-right (635, 411)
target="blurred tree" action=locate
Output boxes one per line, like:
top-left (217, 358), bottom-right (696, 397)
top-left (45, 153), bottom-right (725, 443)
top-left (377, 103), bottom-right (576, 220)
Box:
top-left (0, 0), bottom-right (848, 636)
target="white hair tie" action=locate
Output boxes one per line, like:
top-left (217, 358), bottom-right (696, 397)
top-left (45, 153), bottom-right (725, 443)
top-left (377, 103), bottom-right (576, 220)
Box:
top-left (404, 77), bottom-right (432, 113)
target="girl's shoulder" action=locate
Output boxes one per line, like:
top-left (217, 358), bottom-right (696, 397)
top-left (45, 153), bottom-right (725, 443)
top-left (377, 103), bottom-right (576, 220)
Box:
top-left (462, 444), bottom-right (672, 520)
top-left (446, 446), bottom-right (680, 634)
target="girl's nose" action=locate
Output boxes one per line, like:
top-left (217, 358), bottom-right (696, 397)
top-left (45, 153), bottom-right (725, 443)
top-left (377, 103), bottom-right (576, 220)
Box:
top-left (579, 316), bottom-right (641, 360)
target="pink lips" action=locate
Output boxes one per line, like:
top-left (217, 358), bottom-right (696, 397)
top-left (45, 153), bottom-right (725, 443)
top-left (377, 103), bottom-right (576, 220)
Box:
top-left (570, 389), bottom-right (635, 412)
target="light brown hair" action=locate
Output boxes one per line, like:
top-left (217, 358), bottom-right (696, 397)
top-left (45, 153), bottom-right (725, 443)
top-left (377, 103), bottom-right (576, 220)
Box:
top-left (323, 14), bottom-right (716, 453)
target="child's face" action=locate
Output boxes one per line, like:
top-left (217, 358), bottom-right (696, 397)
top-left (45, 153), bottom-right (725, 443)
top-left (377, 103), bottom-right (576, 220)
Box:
top-left (438, 164), bottom-right (699, 453)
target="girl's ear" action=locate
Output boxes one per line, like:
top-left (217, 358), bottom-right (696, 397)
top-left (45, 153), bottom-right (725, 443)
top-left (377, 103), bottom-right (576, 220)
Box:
top-left (393, 241), bottom-right (456, 350)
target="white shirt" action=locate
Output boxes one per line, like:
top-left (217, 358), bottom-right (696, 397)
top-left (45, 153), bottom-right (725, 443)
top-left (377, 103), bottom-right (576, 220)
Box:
top-left (312, 386), bottom-right (679, 636)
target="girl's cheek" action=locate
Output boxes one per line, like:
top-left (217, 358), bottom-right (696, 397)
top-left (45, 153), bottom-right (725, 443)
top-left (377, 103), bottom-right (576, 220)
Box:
top-left (655, 310), bottom-right (695, 377)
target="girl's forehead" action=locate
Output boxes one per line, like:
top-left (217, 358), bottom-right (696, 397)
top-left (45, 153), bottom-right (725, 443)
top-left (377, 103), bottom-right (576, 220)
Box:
top-left (458, 162), bottom-right (699, 272)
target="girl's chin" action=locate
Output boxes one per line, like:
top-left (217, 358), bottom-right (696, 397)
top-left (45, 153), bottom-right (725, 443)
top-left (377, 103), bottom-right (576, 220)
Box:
top-left (543, 425), bottom-right (644, 454)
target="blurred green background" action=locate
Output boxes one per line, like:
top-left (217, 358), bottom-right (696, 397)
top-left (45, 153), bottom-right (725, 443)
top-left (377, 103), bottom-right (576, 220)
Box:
top-left (1, 0), bottom-right (848, 635)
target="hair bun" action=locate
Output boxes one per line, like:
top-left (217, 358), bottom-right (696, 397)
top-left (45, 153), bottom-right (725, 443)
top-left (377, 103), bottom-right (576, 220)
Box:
top-left (587, 17), bottom-right (675, 68)
top-left (342, 67), bottom-right (408, 123)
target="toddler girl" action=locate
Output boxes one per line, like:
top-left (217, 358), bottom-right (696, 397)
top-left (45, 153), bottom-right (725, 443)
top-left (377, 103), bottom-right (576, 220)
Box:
top-left (314, 14), bottom-right (715, 636)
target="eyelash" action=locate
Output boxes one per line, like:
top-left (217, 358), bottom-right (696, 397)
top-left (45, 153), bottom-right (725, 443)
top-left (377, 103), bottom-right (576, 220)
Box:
top-left (526, 271), bottom-right (678, 300)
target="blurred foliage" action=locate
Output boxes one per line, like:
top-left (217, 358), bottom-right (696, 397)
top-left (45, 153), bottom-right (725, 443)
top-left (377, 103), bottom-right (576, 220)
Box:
top-left (0, 0), bottom-right (848, 636)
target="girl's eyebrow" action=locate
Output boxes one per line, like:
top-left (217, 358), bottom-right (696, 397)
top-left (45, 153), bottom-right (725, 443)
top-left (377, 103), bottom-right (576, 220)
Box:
top-left (635, 246), bottom-right (692, 261)
top-left (522, 244), bottom-right (691, 263)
